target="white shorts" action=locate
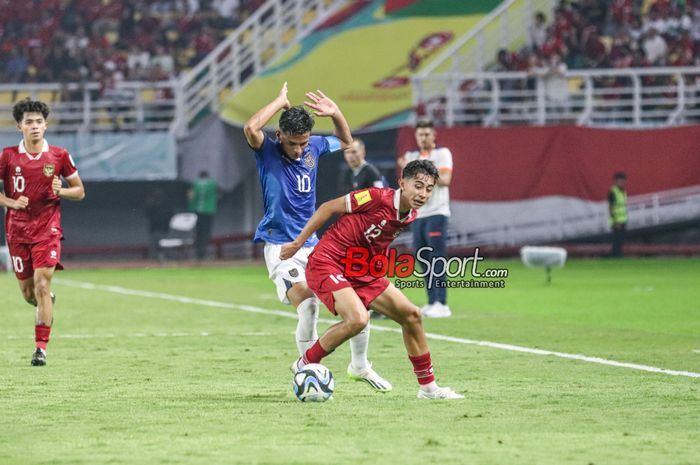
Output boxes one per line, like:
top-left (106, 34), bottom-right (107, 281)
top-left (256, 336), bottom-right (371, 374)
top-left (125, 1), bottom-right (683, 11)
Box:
top-left (263, 243), bottom-right (313, 305)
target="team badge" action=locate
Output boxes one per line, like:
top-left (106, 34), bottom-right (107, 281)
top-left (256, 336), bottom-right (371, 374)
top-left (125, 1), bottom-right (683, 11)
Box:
top-left (289, 268), bottom-right (299, 278)
top-left (354, 190), bottom-right (372, 206)
top-left (43, 164), bottom-right (55, 177)
top-left (303, 153), bottom-right (315, 169)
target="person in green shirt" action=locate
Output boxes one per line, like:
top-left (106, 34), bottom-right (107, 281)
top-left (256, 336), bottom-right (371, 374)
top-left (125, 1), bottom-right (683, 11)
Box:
top-left (188, 171), bottom-right (219, 260)
top-left (608, 172), bottom-right (627, 257)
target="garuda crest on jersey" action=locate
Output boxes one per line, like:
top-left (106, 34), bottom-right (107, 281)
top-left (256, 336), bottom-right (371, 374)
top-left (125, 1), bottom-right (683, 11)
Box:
top-left (303, 153), bottom-right (315, 169)
top-left (43, 164), bottom-right (55, 177)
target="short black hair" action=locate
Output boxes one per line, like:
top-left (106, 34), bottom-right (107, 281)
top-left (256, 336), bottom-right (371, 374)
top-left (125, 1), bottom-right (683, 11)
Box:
top-left (13, 97), bottom-right (50, 123)
top-left (402, 159), bottom-right (439, 184)
top-left (279, 106), bottom-right (314, 135)
top-left (415, 118), bottom-right (434, 129)
top-left (614, 171), bottom-right (627, 180)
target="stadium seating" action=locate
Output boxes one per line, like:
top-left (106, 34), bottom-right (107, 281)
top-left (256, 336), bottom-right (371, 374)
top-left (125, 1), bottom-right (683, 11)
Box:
top-left (0, 0), bottom-right (265, 86)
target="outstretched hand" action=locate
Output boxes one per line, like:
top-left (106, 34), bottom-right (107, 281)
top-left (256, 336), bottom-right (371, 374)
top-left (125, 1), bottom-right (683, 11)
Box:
top-left (277, 81), bottom-right (291, 110)
top-left (304, 90), bottom-right (339, 117)
top-left (280, 242), bottom-right (301, 261)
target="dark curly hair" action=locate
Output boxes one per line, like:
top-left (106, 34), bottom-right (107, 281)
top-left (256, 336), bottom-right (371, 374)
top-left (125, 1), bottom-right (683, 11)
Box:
top-left (13, 97), bottom-right (50, 123)
top-left (402, 159), bottom-right (439, 184)
top-left (279, 106), bottom-right (314, 135)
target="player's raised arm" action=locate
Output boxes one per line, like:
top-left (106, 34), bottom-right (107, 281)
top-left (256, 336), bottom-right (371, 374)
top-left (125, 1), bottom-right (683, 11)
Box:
top-left (304, 90), bottom-right (352, 149)
top-left (243, 81), bottom-right (291, 151)
top-left (280, 196), bottom-right (347, 260)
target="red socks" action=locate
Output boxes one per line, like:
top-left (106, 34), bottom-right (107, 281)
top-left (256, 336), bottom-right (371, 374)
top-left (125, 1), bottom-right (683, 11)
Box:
top-left (409, 352), bottom-right (435, 385)
top-left (35, 324), bottom-right (51, 350)
top-left (302, 340), bottom-right (330, 365)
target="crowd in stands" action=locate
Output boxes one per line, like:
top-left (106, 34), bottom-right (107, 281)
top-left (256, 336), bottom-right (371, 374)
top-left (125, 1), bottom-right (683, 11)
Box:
top-left (496, 0), bottom-right (700, 75)
top-left (0, 0), bottom-right (264, 86)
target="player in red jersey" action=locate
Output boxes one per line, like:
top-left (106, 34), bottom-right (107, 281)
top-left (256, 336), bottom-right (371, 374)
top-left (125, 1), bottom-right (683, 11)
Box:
top-left (281, 160), bottom-right (463, 399)
top-left (0, 98), bottom-right (85, 366)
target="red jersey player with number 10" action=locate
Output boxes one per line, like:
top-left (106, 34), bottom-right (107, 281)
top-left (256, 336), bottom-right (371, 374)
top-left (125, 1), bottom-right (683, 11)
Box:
top-left (0, 98), bottom-right (86, 366)
top-left (281, 159), bottom-right (463, 399)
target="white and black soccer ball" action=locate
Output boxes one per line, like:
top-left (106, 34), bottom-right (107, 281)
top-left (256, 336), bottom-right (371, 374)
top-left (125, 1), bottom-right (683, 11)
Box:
top-left (292, 363), bottom-right (334, 402)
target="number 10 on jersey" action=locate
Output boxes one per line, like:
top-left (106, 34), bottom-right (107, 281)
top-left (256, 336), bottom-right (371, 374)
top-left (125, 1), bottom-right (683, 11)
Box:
top-left (296, 175), bottom-right (311, 193)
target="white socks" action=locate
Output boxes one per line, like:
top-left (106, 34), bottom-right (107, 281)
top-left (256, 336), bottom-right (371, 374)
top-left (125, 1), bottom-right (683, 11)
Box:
top-left (349, 324), bottom-right (370, 369)
top-left (420, 381), bottom-right (438, 393)
top-left (296, 298), bottom-right (371, 369)
top-left (295, 297), bottom-right (319, 355)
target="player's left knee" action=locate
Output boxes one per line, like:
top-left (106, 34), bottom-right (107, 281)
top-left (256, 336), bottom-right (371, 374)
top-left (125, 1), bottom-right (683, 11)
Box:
top-left (34, 277), bottom-right (52, 298)
top-left (401, 304), bottom-right (422, 327)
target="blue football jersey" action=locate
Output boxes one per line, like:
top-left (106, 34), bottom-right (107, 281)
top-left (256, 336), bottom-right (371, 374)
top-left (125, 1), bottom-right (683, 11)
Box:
top-left (253, 133), bottom-right (341, 246)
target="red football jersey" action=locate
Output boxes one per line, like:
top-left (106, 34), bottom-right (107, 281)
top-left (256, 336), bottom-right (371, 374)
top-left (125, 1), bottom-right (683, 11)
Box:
top-left (311, 188), bottom-right (417, 275)
top-left (0, 140), bottom-right (78, 244)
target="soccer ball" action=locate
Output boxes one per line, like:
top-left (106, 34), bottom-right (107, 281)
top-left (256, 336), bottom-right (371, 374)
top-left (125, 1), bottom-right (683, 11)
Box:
top-left (292, 363), bottom-right (334, 402)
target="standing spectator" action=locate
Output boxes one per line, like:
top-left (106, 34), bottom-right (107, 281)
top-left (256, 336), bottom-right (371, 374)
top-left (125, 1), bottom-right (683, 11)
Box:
top-left (643, 27), bottom-right (669, 64)
top-left (608, 172), bottom-right (628, 257)
top-left (528, 11), bottom-right (549, 51)
top-left (531, 53), bottom-right (570, 118)
top-left (398, 119), bottom-right (453, 318)
top-left (145, 187), bottom-right (174, 261)
top-left (188, 170), bottom-right (218, 260)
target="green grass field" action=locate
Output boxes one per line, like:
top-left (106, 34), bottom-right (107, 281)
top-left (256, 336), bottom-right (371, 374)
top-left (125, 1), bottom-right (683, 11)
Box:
top-left (1, 258), bottom-right (698, 465)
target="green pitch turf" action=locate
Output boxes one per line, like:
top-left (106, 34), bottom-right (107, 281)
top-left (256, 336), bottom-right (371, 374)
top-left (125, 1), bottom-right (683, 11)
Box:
top-left (0, 258), bottom-right (698, 465)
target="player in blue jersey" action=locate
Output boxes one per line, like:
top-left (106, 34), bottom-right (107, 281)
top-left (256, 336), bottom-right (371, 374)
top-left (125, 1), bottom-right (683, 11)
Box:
top-left (243, 82), bottom-right (391, 391)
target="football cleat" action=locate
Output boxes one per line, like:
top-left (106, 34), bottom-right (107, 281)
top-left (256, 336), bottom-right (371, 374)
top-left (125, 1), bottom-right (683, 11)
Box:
top-left (417, 386), bottom-right (464, 400)
top-left (347, 362), bottom-right (393, 392)
top-left (51, 292), bottom-right (56, 304)
top-left (421, 303), bottom-right (452, 318)
top-left (31, 348), bottom-right (46, 367)
top-left (290, 357), bottom-right (306, 373)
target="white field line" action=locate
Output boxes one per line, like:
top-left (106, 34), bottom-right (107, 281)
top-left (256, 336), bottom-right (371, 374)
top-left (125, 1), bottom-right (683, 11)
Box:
top-left (54, 278), bottom-right (700, 379)
top-left (4, 331), bottom-right (282, 340)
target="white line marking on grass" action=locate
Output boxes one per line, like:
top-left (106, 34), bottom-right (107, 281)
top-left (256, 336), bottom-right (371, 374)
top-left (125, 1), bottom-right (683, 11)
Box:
top-left (54, 278), bottom-right (700, 379)
top-left (693, 350), bottom-right (700, 354)
top-left (5, 331), bottom-right (278, 340)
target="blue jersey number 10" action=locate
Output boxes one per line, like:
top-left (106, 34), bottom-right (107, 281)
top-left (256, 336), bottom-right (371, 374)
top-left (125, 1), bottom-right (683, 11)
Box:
top-left (296, 175), bottom-right (311, 193)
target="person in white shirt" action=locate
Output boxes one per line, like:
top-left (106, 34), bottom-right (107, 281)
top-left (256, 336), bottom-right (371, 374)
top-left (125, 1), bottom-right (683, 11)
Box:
top-left (399, 119), bottom-right (453, 318)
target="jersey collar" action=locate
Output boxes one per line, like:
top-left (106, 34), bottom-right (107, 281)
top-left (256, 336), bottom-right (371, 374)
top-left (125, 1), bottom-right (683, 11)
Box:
top-left (351, 161), bottom-right (367, 176)
top-left (394, 189), bottom-right (414, 222)
top-left (19, 139), bottom-right (49, 160)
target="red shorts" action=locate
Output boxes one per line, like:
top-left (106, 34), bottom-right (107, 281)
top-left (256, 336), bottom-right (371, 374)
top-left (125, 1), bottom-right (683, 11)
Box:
top-left (7, 236), bottom-right (63, 280)
top-left (306, 255), bottom-right (390, 315)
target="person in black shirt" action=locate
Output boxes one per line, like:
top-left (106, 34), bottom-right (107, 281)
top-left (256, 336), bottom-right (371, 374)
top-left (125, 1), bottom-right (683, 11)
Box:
top-left (338, 138), bottom-right (385, 194)
top-left (145, 187), bottom-right (174, 261)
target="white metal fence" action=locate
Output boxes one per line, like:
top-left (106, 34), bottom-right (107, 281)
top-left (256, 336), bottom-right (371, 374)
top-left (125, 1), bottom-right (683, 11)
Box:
top-left (418, 0), bottom-right (556, 77)
top-left (173, 0), bottom-right (346, 136)
top-left (413, 67), bottom-right (700, 127)
top-left (0, 82), bottom-right (177, 132)
top-left (393, 185), bottom-right (700, 249)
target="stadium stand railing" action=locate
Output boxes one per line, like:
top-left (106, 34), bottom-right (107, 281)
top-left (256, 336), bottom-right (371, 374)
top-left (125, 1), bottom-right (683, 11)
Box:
top-left (394, 184), bottom-right (700, 249)
top-left (413, 67), bottom-right (700, 127)
top-left (173, 0), bottom-right (347, 137)
top-left (0, 82), bottom-right (176, 132)
top-left (418, 0), bottom-right (557, 76)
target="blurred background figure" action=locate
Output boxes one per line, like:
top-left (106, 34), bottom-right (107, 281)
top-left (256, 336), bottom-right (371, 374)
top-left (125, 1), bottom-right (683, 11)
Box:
top-left (144, 187), bottom-right (173, 262)
top-left (609, 172), bottom-right (628, 258)
top-left (399, 119), bottom-right (453, 318)
top-left (188, 171), bottom-right (219, 260)
top-left (338, 138), bottom-right (385, 194)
